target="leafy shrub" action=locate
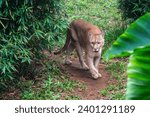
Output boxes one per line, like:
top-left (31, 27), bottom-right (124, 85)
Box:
top-left (0, 0), bottom-right (67, 88)
top-left (118, 0), bottom-right (150, 21)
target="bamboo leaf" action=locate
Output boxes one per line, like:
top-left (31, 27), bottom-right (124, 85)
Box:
top-left (0, 0), bottom-right (2, 7)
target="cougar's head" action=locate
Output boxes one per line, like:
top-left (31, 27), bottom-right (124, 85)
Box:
top-left (88, 31), bottom-right (104, 52)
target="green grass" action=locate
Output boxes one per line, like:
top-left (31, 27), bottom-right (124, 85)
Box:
top-left (65, 95), bottom-right (81, 100)
top-left (100, 60), bottom-right (127, 99)
top-left (21, 61), bottom-right (80, 100)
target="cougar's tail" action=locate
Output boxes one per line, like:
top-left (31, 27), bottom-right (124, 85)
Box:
top-left (54, 29), bottom-right (71, 55)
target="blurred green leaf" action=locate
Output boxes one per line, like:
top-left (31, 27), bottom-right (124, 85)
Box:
top-left (127, 45), bottom-right (150, 99)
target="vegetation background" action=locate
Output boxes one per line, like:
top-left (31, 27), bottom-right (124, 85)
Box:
top-left (0, 0), bottom-right (149, 99)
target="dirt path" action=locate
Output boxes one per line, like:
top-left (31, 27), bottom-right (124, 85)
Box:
top-left (0, 51), bottom-right (111, 100)
top-left (59, 57), bottom-right (110, 100)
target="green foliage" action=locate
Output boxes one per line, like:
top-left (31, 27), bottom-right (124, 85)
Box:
top-left (104, 13), bottom-right (150, 99)
top-left (103, 13), bottom-right (150, 61)
top-left (127, 45), bottom-right (150, 99)
top-left (0, 0), bottom-right (67, 87)
top-left (118, 0), bottom-right (150, 21)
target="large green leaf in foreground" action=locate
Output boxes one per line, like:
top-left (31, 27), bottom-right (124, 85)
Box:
top-left (103, 13), bottom-right (150, 100)
top-left (103, 13), bottom-right (150, 61)
top-left (126, 45), bottom-right (150, 99)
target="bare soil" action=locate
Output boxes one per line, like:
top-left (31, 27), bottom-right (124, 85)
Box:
top-left (56, 55), bottom-right (110, 100)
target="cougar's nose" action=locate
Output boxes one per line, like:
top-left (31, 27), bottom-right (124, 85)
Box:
top-left (96, 49), bottom-right (99, 52)
top-left (94, 49), bottom-right (99, 52)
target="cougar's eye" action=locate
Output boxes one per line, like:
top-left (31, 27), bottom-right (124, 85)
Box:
top-left (91, 42), bottom-right (94, 45)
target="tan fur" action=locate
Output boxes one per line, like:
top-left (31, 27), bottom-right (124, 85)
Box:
top-left (54, 19), bottom-right (104, 79)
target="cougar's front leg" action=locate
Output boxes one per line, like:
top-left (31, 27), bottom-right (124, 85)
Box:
top-left (86, 56), bottom-right (99, 79)
top-left (94, 56), bottom-right (102, 78)
top-left (76, 43), bottom-right (89, 70)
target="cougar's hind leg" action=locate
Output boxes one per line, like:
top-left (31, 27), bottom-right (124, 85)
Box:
top-left (65, 41), bottom-right (75, 65)
top-left (69, 28), bottom-right (88, 70)
top-left (65, 29), bottom-right (75, 65)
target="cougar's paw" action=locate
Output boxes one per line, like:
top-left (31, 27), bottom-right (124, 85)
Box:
top-left (91, 73), bottom-right (99, 80)
top-left (98, 73), bottom-right (102, 78)
top-left (91, 71), bottom-right (102, 80)
top-left (65, 60), bottom-right (72, 65)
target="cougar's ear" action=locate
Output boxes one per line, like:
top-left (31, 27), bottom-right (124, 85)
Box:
top-left (88, 32), bottom-right (93, 42)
